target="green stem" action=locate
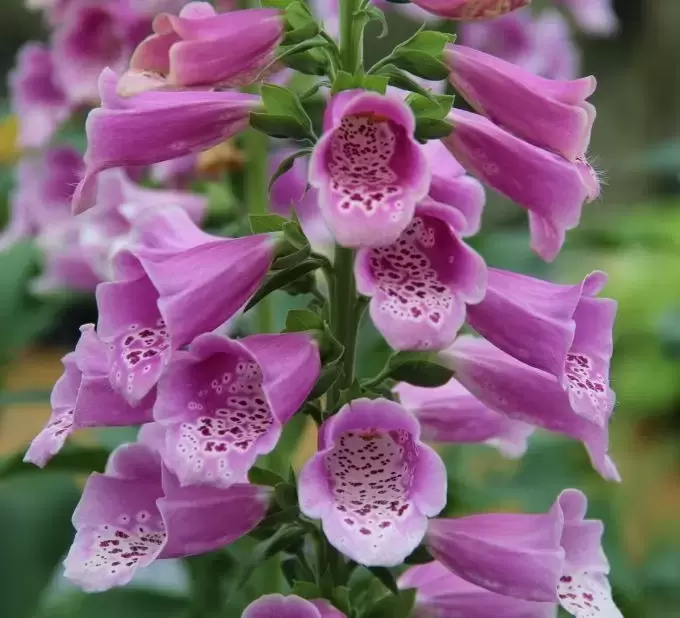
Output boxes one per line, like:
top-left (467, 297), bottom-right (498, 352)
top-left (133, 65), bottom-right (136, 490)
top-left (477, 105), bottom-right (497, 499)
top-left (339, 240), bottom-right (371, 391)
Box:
top-left (245, 126), bottom-right (273, 333)
top-left (339, 0), bottom-right (364, 73)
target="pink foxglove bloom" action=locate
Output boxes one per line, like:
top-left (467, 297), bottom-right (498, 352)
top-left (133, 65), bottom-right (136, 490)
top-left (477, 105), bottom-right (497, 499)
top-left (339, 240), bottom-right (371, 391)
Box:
top-left (355, 199), bottom-right (487, 351)
top-left (423, 140), bottom-right (485, 237)
top-left (467, 269), bottom-right (616, 426)
top-left (445, 44), bottom-right (596, 162)
top-left (72, 69), bottom-right (259, 213)
top-left (64, 437), bottom-right (270, 592)
top-left (121, 2), bottom-right (283, 94)
top-left (51, 1), bottom-right (138, 104)
top-left (153, 331), bottom-right (320, 487)
top-left (243, 594), bottom-right (347, 618)
top-left (150, 152), bottom-right (198, 188)
top-left (395, 378), bottom-right (534, 459)
top-left (557, 0), bottom-right (619, 37)
top-left (9, 43), bottom-right (69, 149)
top-left (399, 561), bottom-right (556, 618)
top-left (1, 146), bottom-right (82, 249)
top-left (438, 336), bottom-right (620, 481)
top-left (130, 0), bottom-right (193, 17)
top-left (443, 109), bottom-right (599, 261)
top-left (298, 398), bottom-right (447, 567)
top-left (309, 90), bottom-right (430, 248)
top-left (270, 149), bottom-right (332, 252)
top-left (408, 0), bottom-right (531, 20)
top-left (97, 206), bottom-right (275, 404)
top-left (24, 325), bottom-right (154, 467)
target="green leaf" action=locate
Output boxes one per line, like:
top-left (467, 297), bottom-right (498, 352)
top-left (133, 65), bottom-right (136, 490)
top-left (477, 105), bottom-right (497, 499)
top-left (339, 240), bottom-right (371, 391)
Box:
top-left (333, 586), bottom-right (351, 616)
top-left (250, 112), bottom-right (313, 141)
top-left (407, 92), bottom-right (455, 119)
top-left (261, 84), bottom-right (314, 135)
top-left (399, 30), bottom-right (452, 56)
top-left (0, 444), bottom-right (110, 480)
top-left (363, 74), bottom-right (390, 94)
top-left (387, 351), bottom-right (454, 387)
top-left (393, 49), bottom-right (450, 81)
top-left (368, 567), bottom-right (399, 595)
top-left (361, 588), bottom-right (417, 618)
top-left (268, 148), bottom-right (312, 194)
top-left (415, 117), bottom-right (454, 141)
top-left (275, 482), bottom-right (298, 509)
top-left (248, 466), bottom-right (286, 487)
top-left (283, 49), bottom-right (329, 76)
top-left (404, 544), bottom-right (433, 564)
top-left (284, 309), bottom-right (323, 333)
top-left (309, 364), bottom-right (343, 400)
top-left (283, 220), bottom-right (309, 249)
top-left (332, 70), bottom-right (363, 94)
top-left (283, 21), bottom-right (320, 45)
top-left (292, 581), bottom-right (322, 600)
top-left (377, 65), bottom-right (441, 100)
top-left (358, 3), bottom-right (388, 38)
top-left (273, 245), bottom-right (312, 270)
top-left (244, 258), bottom-right (325, 311)
top-left (249, 213), bottom-right (289, 234)
top-left (262, 0), bottom-right (296, 8)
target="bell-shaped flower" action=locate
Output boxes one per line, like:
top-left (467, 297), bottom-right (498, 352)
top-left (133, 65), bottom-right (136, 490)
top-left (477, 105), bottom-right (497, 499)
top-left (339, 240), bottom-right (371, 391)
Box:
top-left (63, 436), bottom-right (271, 592)
top-left (72, 69), bottom-right (259, 213)
top-left (243, 594), bottom-right (347, 618)
top-left (445, 44), bottom-right (596, 161)
top-left (51, 1), bottom-right (138, 105)
top-left (121, 2), bottom-right (283, 94)
top-left (395, 378), bottom-right (534, 459)
top-left (355, 199), bottom-right (487, 351)
top-left (298, 398), bottom-right (447, 567)
top-left (96, 206), bottom-right (275, 404)
top-left (154, 331), bottom-right (320, 487)
top-left (466, 269), bottom-right (616, 427)
top-left (443, 108), bottom-right (599, 261)
top-left (422, 139), bottom-right (485, 237)
top-left (399, 561), bottom-right (556, 618)
top-left (270, 148), bottom-right (333, 252)
top-left (9, 43), bottom-right (69, 149)
top-left (408, 0), bottom-right (531, 20)
top-left (557, 0), bottom-right (619, 37)
top-left (438, 336), bottom-right (620, 481)
top-left (309, 90), bottom-right (430, 248)
top-left (24, 325), bottom-right (155, 467)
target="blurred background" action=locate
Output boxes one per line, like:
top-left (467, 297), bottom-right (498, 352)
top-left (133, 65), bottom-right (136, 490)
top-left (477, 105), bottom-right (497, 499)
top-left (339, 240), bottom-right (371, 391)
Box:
top-left (0, 0), bottom-right (679, 616)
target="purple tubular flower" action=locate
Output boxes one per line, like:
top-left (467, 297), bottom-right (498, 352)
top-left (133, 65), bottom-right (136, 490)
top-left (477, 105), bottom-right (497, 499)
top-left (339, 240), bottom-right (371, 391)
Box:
top-left (97, 206), bottom-right (274, 404)
top-left (154, 332), bottom-right (320, 487)
top-left (121, 2), bottom-right (283, 93)
top-left (466, 269), bottom-right (617, 426)
top-left (63, 437), bottom-right (271, 592)
top-left (269, 149), bottom-right (333, 252)
top-left (445, 44), bottom-right (596, 162)
top-left (438, 336), bottom-right (620, 481)
top-left (395, 378), bottom-right (534, 459)
top-left (243, 594), bottom-right (347, 618)
top-left (557, 0), bottom-right (619, 37)
top-left (399, 561), bottom-right (556, 618)
top-left (24, 325), bottom-right (154, 467)
top-left (407, 0), bottom-right (531, 20)
top-left (443, 108), bottom-right (599, 261)
top-left (298, 398), bottom-right (447, 567)
top-left (309, 90), bottom-right (430, 248)
top-left (51, 1), bottom-right (134, 105)
top-left (151, 152), bottom-right (198, 188)
top-left (72, 69), bottom-right (259, 214)
top-left (355, 199), bottom-right (487, 351)
top-left (9, 43), bottom-right (69, 149)
top-left (422, 140), bottom-right (486, 237)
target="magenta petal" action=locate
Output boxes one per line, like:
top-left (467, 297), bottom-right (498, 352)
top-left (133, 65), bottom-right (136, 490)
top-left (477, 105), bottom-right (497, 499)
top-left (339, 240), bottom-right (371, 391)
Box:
top-left (243, 595), bottom-right (324, 618)
top-left (427, 509), bottom-right (565, 602)
top-left (409, 0), bottom-right (530, 19)
top-left (298, 398), bottom-right (446, 567)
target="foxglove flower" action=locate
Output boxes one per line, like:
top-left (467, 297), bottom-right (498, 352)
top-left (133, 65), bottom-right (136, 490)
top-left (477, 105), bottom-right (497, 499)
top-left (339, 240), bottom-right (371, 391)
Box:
top-left (355, 199), bottom-right (486, 351)
top-left (438, 336), bottom-right (620, 481)
top-left (408, 0), bottom-right (530, 20)
top-left (270, 149), bottom-right (332, 252)
top-left (24, 325), bottom-right (154, 467)
top-left (243, 594), bottom-right (346, 618)
top-left (9, 43), bottom-right (69, 149)
top-left (1, 146), bottom-right (82, 249)
top-left (121, 2), bottom-right (283, 94)
top-left (153, 331), bottom-right (320, 487)
top-left (445, 44), bottom-right (596, 162)
top-left (309, 90), bottom-right (430, 248)
top-left (151, 152), bottom-right (198, 188)
top-left (64, 437), bottom-right (271, 592)
top-left (399, 561), bottom-right (556, 618)
top-left (395, 378), bottom-right (534, 459)
top-left (467, 269), bottom-right (616, 426)
top-left (72, 69), bottom-right (259, 213)
top-left (52, 1), bottom-right (137, 104)
top-left (443, 109), bottom-right (599, 261)
top-left (557, 0), bottom-right (619, 37)
top-left (298, 398), bottom-right (447, 567)
top-left (97, 206), bottom-right (275, 404)
top-left (422, 140), bottom-right (485, 237)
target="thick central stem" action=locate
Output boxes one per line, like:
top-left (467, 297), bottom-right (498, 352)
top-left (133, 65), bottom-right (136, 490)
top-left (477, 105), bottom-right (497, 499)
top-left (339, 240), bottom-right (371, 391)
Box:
top-left (339, 0), bottom-right (364, 74)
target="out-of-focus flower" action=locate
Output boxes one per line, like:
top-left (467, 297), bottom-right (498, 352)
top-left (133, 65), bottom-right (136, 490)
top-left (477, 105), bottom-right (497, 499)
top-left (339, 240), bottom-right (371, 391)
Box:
top-left (406, 0), bottom-right (531, 20)
top-left (243, 595), bottom-right (346, 618)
